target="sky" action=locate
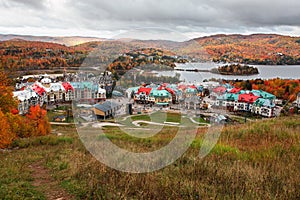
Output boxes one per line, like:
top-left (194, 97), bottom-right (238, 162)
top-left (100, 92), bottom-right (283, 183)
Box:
top-left (1, 0), bottom-right (300, 41)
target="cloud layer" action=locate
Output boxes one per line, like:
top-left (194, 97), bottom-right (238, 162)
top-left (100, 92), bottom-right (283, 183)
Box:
top-left (0, 0), bottom-right (300, 40)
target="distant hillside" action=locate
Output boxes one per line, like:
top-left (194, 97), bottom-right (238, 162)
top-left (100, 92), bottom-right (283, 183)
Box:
top-left (0, 40), bottom-right (88, 75)
top-left (1, 34), bottom-right (300, 77)
top-left (184, 34), bottom-right (300, 64)
top-left (0, 34), bottom-right (105, 46)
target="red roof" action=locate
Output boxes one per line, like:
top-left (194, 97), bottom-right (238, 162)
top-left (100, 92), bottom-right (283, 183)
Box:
top-left (213, 86), bottom-right (227, 94)
top-left (32, 84), bottom-right (46, 96)
top-left (178, 85), bottom-right (187, 90)
top-left (188, 85), bottom-right (197, 89)
top-left (229, 88), bottom-right (242, 94)
top-left (238, 93), bottom-right (260, 103)
top-left (165, 87), bottom-right (175, 95)
top-left (137, 87), bottom-right (152, 95)
top-left (62, 82), bottom-right (74, 92)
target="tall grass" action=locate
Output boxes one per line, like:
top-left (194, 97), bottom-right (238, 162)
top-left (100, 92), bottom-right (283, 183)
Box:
top-left (0, 116), bottom-right (299, 199)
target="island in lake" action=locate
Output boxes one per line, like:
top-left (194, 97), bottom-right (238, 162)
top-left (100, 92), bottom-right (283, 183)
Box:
top-left (211, 64), bottom-right (259, 75)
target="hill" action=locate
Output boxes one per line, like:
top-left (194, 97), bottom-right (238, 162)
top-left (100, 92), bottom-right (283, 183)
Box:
top-left (0, 39), bottom-right (88, 75)
top-left (0, 34), bottom-right (105, 46)
top-left (1, 34), bottom-right (300, 77)
top-left (0, 115), bottom-right (299, 199)
top-left (186, 34), bottom-right (300, 64)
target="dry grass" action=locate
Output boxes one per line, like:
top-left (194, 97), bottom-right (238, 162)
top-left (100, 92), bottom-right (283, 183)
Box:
top-left (0, 116), bottom-right (300, 199)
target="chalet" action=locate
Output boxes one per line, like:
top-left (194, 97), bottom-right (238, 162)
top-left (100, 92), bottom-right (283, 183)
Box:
top-left (31, 83), bottom-right (47, 106)
top-left (149, 89), bottom-right (172, 106)
top-left (134, 87), bottom-right (154, 104)
top-left (252, 98), bottom-right (276, 117)
top-left (62, 82), bottom-right (74, 101)
top-left (13, 89), bottom-right (40, 114)
top-left (234, 93), bottom-right (260, 112)
top-left (185, 86), bottom-right (198, 97)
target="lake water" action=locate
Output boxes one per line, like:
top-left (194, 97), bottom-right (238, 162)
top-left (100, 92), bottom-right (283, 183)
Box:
top-left (155, 63), bottom-right (300, 82)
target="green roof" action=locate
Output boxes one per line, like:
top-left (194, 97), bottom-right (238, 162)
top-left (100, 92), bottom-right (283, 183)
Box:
top-left (70, 82), bottom-right (98, 92)
top-left (254, 98), bottom-right (275, 108)
top-left (150, 89), bottom-right (171, 97)
top-left (252, 90), bottom-right (275, 100)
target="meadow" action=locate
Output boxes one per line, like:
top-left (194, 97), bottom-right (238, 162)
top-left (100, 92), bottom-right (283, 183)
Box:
top-left (0, 115), bottom-right (299, 199)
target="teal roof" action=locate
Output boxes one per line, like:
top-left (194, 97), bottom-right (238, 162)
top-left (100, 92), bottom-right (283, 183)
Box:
top-left (254, 98), bottom-right (275, 108)
top-left (150, 89), bottom-right (171, 97)
top-left (70, 82), bottom-right (98, 92)
top-left (156, 102), bottom-right (169, 106)
top-left (127, 87), bottom-right (140, 93)
top-left (252, 90), bottom-right (276, 100)
top-left (186, 88), bottom-right (197, 94)
top-left (217, 93), bottom-right (239, 101)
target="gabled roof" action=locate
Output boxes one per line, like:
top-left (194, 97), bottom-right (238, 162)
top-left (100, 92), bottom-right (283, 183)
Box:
top-left (254, 98), bottom-right (275, 108)
top-left (165, 87), bottom-right (175, 95)
top-left (229, 88), bottom-right (242, 94)
top-left (150, 89), bottom-right (171, 97)
top-left (13, 89), bottom-right (38, 101)
top-left (62, 82), bottom-right (74, 92)
top-left (213, 86), bottom-right (227, 94)
top-left (70, 82), bottom-right (98, 91)
top-left (47, 82), bottom-right (66, 93)
top-left (252, 90), bottom-right (276, 100)
top-left (31, 83), bottom-right (46, 96)
top-left (238, 93), bottom-right (260, 103)
top-left (186, 87), bottom-right (197, 93)
top-left (137, 87), bottom-right (152, 95)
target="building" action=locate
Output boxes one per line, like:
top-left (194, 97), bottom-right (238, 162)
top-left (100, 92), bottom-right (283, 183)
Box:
top-left (93, 101), bottom-right (121, 119)
top-left (149, 89), bottom-right (172, 106)
top-left (13, 89), bottom-right (40, 114)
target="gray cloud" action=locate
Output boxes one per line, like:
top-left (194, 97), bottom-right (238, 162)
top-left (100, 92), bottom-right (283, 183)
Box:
top-left (0, 0), bottom-right (300, 39)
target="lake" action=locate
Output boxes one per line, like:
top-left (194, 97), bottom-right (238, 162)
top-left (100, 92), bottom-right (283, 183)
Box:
top-left (155, 63), bottom-right (300, 83)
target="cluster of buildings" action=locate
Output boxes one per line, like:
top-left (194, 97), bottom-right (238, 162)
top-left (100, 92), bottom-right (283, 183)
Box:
top-left (126, 82), bottom-right (281, 118)
top-left (209, 86), bottom-right (280, 117)
top-left (13, 74), bottom-right (109, 114)
top-left (126, 83), bottom-right (207, 106)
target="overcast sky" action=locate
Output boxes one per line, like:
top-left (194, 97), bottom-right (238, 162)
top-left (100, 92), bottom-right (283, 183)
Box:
top-left (1, 0), bottom-right (300, 41)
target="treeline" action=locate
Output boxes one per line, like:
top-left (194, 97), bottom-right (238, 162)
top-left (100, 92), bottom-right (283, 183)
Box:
top-left (191, 34), bottom-right (300, 65)
top-left (0, 71), bottom-right (50, 148)
top-left (0, 40), bottom-right (87, 73)
top-left (233, 78), bottom-right (300, 101)
top-left (107, 48), bottom-right (179, 79)
top-left (211, 64), bottom-right (259, 75)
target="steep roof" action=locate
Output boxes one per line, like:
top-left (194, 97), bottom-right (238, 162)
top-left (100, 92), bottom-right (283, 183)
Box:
top-left (238, 93), bottom-right (260, 103)
top-left (31, 83), bottom-right (46, 96)
top-left (254, 98), bottom-right (275, 108)
top-left (213, 86), bottom-right (227, 94)
top-left (252, 90), bottom-right (276, 100)
top-left (229, 88), bottom-right (242, 94)
top-left (13, 89), bottom-right (38, 102)
top-left (62, 82), bottom-right (74, 92)
top-left (137, 87), bottom-right (152, 95)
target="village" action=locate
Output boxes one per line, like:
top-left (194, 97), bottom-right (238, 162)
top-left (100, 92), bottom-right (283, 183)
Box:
top-left (11, 70), bottom-right (300, 125)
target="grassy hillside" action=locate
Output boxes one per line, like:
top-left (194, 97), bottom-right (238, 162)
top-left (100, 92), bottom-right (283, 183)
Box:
top-left (1, 116), bottom-right (299, 199)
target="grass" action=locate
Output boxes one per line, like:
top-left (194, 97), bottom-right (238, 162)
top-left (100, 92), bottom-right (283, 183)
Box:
top-left (0, 116), bottom-right (300, 199)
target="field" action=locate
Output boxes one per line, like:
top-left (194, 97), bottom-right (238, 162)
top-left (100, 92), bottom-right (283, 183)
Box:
top-left (0, 116), bottom-right (300, 199)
